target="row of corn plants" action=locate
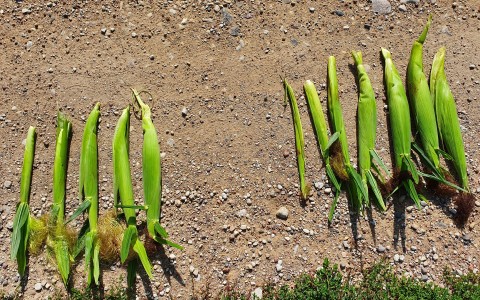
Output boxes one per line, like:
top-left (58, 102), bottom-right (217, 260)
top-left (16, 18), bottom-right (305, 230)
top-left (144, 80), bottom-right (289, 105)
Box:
top-left (284, 16), bottom-right (474, 224)
top-left (11, 90), bottom-right (182, 289)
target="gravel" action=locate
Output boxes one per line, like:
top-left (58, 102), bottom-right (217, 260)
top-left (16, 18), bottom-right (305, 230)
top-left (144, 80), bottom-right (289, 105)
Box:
top-left (372, 0), bottom-right (392, 14)
top-left (34, 282), bottom-right (42, 292)
top-left (276, 207), bottom-right (289, 220)
top-left (3, 181), bottom-right (12, 189)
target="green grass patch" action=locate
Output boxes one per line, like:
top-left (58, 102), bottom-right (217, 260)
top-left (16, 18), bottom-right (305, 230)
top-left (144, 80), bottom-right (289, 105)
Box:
top-left (223, 259), bottom-right (480, 300)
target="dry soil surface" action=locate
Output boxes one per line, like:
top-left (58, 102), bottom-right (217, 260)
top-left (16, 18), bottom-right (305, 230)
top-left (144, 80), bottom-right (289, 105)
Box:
top-left (1, 0), bottom-right (480, 299)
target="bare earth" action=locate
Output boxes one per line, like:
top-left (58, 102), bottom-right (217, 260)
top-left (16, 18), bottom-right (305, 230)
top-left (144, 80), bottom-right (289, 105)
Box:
top-left (1, 0), bottom-right (480, 299)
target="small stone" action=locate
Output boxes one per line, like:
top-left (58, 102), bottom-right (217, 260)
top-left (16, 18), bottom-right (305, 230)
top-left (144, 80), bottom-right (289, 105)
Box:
top-left (214, 5), bottom-right (221, 12)
top-left (398, 4), bottom-right (407, 12)
top-left (406, 206), bottom-right (414, 213)
top-left (377, 245), bottom-right (386, 253)
top-left (181, 107), bottom-right (188, 117)
top-left (309, 7), bottom-right (315, 13)
top-left (3, 181), bottom-right (12, 189)
top-left (470, 64), bottom-right (476, 70)
top-left (193, 269), bottom-right (199, 277)
top-left (433, 254), bottom-right (439, 261)
top-left (131, 32), bottom-right (138, 38)
top-left (372, 0), bottom-right (392, 14)
top-left (283, 150), bottom-right (290, 158)
top-left (343, 25), bottom-right (350, 30)
top-left (462, 234), bottom-right (472, 242)
top-left (334, 10), bottom-right (344, 16)
top-left (420, 201), bottom-right (428, 207)
top-left (26, 41), bottom-right (33, 49)
top-left (6, 221), bottom-right (13, 231)
top-left (394, 254), bottom-right (400, 262)
top-left (230, 26), bottom-right (240, 37)
top-left (275, 261), bottom-right (283, 272)
top-left (276, 207), bottom-right (289, 220)
top-left (421, 274), bottom-right (428, 282)
top-left (221, 192), bottom-right (228, 200)
top-left (324, 187), bottom-right (332, 194)
top-left (343, 241), bottom-right (350, 249)
top-left (246, 198), bottom-right (252, 206)
top-left (314, 182), bottom-right (324, 190)
top-left (240, 224), bottom-right (247, 231)
top-left (22, 8), bottom-right (32, 14)
top-left (174, 199), bottom-right (182, 207)
top-left (34, 282), bottom-right (42, 292)
top-left (236, 209), bottom-right (247, 217)
top-left (101, 28), bottom-right (107, 35)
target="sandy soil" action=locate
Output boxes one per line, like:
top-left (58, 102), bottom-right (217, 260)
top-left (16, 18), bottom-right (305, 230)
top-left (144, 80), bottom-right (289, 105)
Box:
top-left (1, 0), bottom-right (480, 299)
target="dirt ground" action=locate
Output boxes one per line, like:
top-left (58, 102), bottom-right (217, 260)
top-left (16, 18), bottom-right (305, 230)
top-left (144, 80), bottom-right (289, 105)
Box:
top-left (1, 0), bottom-right (480, 299)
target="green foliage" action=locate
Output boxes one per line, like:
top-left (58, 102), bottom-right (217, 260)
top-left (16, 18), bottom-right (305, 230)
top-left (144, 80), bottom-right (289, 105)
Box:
top-left (221, 259), bottom-right (480, 300)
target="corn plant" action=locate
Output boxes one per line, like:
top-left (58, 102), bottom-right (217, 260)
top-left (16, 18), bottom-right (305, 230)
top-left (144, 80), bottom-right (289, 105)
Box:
top-left (131, 89), bottom-right (182, 250)
top-left (303, 80), bottom-right (341, 219)
top-left (431, 47), bottom-right (474, 224)
top-left (381, 48), bottom-right (421, 207)
top-left (75, 103), bottom-right (101, 285)
top-left (113, 106), bottom-right (152, 287)
top-left (48, 112), bottom-right (75, 285)
top-left (11, 126), bottom-right (36, 276)
top-left (283, 79), bottom-right (310, 200)
top-left (327, 56), bottom-right (368, 214)
top-left (351, 51), bottom-right (387, 211)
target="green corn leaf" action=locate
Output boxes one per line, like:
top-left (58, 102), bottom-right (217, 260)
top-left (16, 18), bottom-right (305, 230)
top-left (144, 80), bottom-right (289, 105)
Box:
top-left (404, 180), bottom-right (421, 208)
top-left (366, 170), bottom-right (386, 211)
top-left (11, 202), bottom-right (30, 259)
top-left (370, 149), bottom-right (390, 176)
top-left (154, 222), bottom-right (169, 239)
top-left (132, 239), bottom-right (153, 278)
top-left (156, 238), bottom-right (184, 250)
top-left (121, 226), bottom-right (136, 263)
top-left (115, 204), bottom-right (149, 210)
top-left (435, 148), bottom-right (453, 161)
top-left (65, 199), bottom-right (91, 224)
top-left (403, 156), bottom-right (420, 184)
top-left (54, 238), bottom-right (70, 285)
top-left (73, 222), bottom-right (89, 259)
top-left (325, 164), bottom-right (341, 193)
top-left (347, 166), bottom-right (369, 208)
top-left (325, 132), bottom-right (340, 152)
top-left (418, 171), bottom-right (466, 192)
